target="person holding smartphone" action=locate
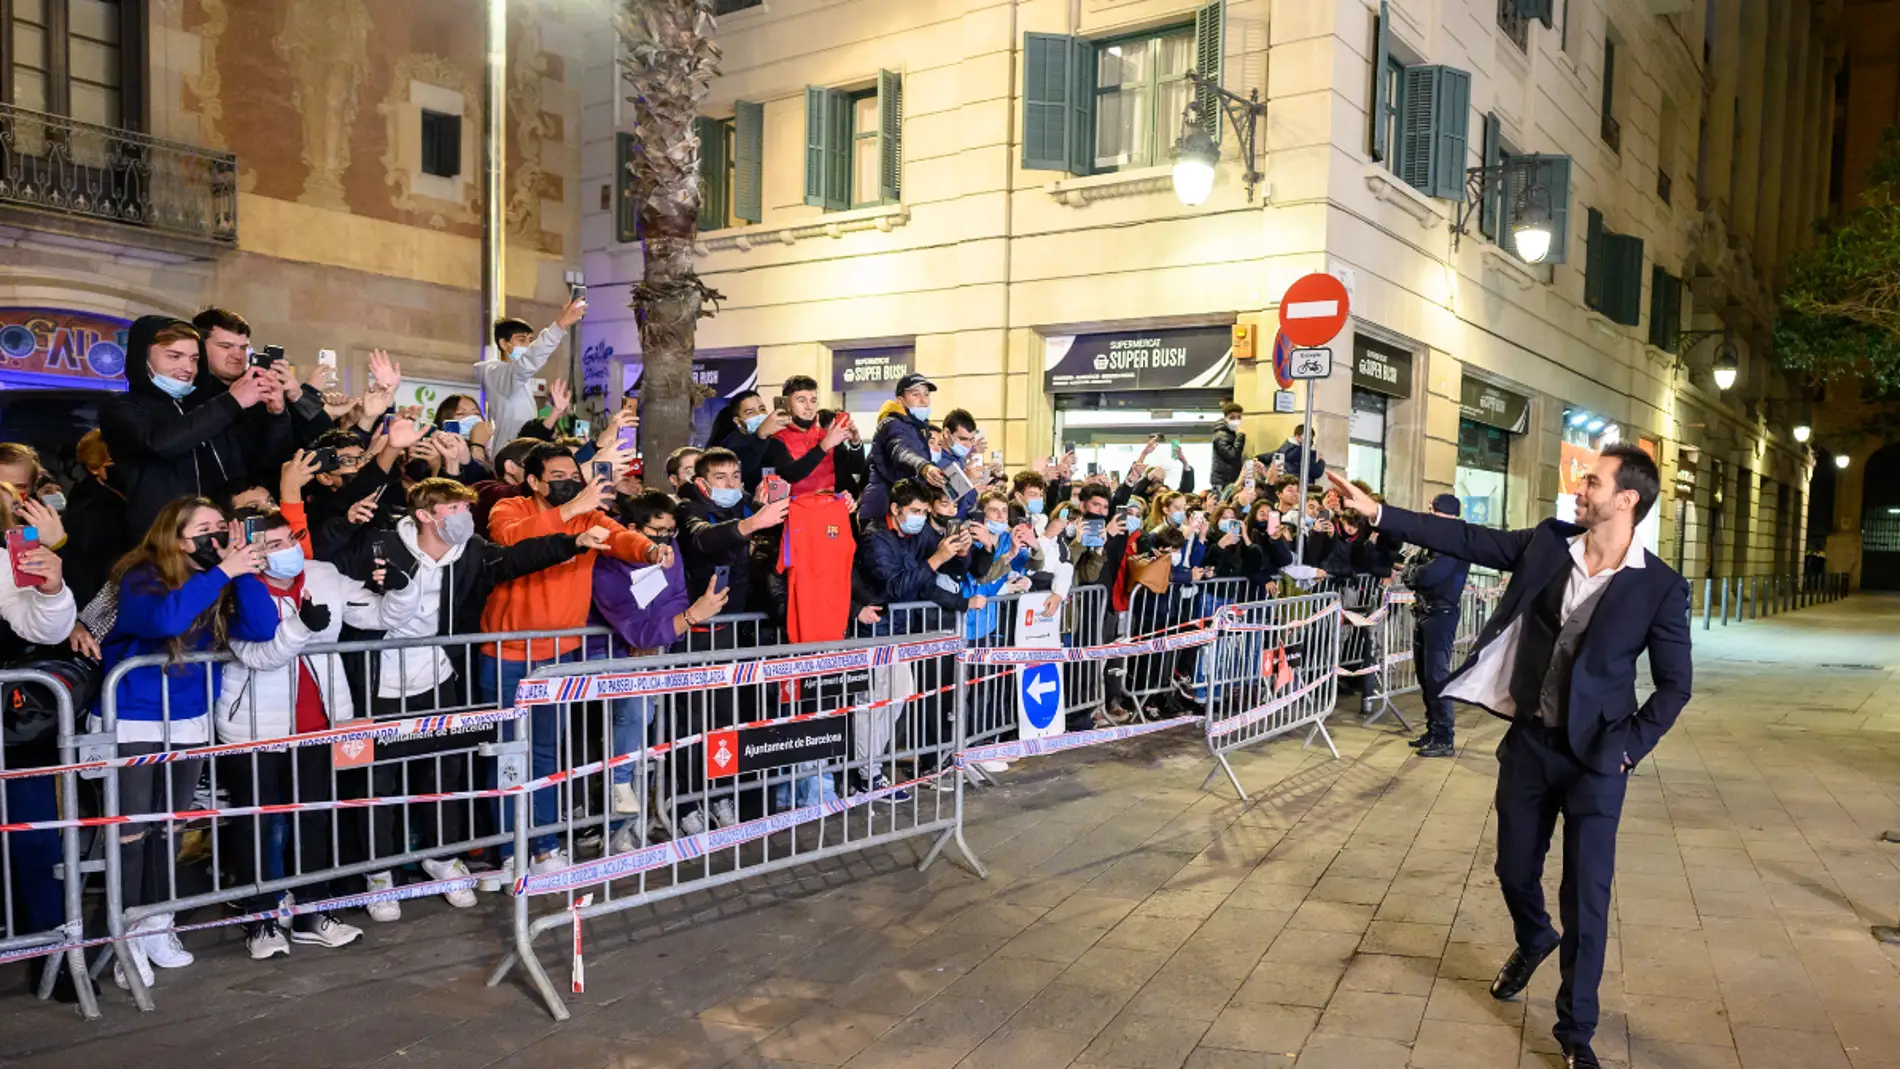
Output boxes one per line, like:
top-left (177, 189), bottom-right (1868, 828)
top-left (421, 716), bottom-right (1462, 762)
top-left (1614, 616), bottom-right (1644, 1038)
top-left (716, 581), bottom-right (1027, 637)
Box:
top-left (476, 297), bottom-right (587, 441)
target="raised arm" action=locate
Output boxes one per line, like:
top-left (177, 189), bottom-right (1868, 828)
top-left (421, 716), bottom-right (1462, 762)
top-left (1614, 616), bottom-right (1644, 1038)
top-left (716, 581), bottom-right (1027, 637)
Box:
top-left (1328, 473), bottom-right (1534, 574)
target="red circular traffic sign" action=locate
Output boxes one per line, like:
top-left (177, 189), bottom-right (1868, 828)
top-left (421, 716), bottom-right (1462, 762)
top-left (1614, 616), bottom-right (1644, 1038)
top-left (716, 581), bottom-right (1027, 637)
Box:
top-left (1270, 330), bottom-right (1295, 390)
top-left (1278, 273), bottom-right (1350, 348)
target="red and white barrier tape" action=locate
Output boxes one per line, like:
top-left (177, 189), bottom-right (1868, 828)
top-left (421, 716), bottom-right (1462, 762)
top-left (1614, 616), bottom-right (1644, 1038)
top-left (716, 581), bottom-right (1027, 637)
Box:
top-left (512, 635), bottom-right (964, 707)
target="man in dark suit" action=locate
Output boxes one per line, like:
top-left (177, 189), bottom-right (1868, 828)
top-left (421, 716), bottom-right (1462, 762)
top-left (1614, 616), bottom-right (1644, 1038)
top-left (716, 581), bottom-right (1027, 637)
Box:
top-left (1328, 443), bottom-right (1692, 1069)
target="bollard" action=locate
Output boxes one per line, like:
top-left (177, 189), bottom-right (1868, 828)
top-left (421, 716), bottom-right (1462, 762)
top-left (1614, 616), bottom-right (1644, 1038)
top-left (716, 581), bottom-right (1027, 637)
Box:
top-left (1720, 577), bottom-right (1730, 625)
top-left (1702, 578), bottom-right (1713, 631)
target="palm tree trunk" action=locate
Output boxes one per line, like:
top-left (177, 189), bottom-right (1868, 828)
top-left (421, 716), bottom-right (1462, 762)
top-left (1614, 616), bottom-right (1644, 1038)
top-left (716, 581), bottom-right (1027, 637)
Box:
top-left (618, 0), bottom-right (723, 463)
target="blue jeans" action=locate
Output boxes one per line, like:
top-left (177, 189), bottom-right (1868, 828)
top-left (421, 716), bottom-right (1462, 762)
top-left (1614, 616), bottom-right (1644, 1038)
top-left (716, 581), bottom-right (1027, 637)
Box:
top-left (610, 696), bottom-right (654, 786)
top-left (477, 653), bottom-right (569, 858)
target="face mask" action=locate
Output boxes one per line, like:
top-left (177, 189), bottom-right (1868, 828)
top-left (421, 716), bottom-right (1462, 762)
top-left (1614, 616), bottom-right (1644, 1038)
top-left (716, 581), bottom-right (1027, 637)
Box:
top-left (1220, 519), bottom-right (1241, 536)
top-left (908, 405), bottom-right (931, 422)
top-left (1168, 510), bottom-right (1186, 526)
top-left (985, 519), bottom-right (1008, 536)
top-left (708, 486), bottom-right (744, 509)
top-left (150, 367), bottom-right (194, 400)
top-left (446, 417), bottom-right (478, 437)
top-left (1024, 496), bottom-right (1044, 515)
top-left (187, 532), bottom-right (228, 571)
top-left (950, 443), bottom-right (970, 459)
top-left (899, 513), bottom-right (927, 535)
top-left (403, 458), bottom-right (434, 483)
top-left (264, 546), bottom-right (305, 580)
top-left (508, 346), bottom-right (530, 362)
top-left (39, 492), bottom-right (65, 513)
top-left (742, 412), bottom-right (768, 435)
top-left (1227, 419), bottom-right (1241, 431)
top-left (644, 532), bottom-right (676, 546)
top-left (542, 479), bottom-right (583, 508)
top-left (435, 509), bottom-right (476, 546)
top-left (929, 449), bottom-right (944, 464)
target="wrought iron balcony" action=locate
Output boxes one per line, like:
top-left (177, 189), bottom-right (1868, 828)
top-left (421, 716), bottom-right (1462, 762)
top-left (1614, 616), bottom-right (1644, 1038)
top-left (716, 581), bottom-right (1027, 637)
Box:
top-left (0, 102), bottom-right (238, 248)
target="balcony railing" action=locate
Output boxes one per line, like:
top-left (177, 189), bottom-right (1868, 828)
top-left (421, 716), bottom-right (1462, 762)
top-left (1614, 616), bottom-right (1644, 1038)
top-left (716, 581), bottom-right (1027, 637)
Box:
top-left (0, 102), bottom-right (238, 248)
top-left (1497, 0), bottom-right (1531, 51)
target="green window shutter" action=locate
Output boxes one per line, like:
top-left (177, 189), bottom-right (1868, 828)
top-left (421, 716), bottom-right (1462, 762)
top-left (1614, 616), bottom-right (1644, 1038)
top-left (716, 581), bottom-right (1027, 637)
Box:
top-left (1398, 66), bottom-right (1440, 192)
top-left (695, 116), bottom-right (728, 232)
top-left (1370, 0), bottom-right (1391, 162)
top-left (733, 100), bottom-right (763, 223)
top-left (614, 131), bottom-right (640, 244)
top-left (1584, 208), bottom-right (1607, 312)
top-left (877, 69), bottom-right (903, 204)
top-left (1479, 112), bottom-right (1501, 240)
top-left (1194, 0), bottom-right (1225, 143)
top-left (1666, 270), bottom-right (1683, 349)
top-left (1023, 33), bottom-right (1094, 175)
top-left (1429, 67), bottom-right (1470, 199)
top-left (1606, 232), bottom-right (1645, 326)
top-left (1648, 265), bottom-right (1670, 348)
top-left (804, 86), bottom-right (829, 207)
top-left (1538, 155), bottom-right (1572, 264)
top-left (1518, 0), bottom-right (1554, 28)
top-left (826, 89), bottom-right (851, 208)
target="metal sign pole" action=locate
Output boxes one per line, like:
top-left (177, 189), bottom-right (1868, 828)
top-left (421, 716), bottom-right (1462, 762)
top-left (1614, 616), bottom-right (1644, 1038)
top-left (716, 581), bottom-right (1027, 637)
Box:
top-left (1296, 378), bottom-right (1313, 564)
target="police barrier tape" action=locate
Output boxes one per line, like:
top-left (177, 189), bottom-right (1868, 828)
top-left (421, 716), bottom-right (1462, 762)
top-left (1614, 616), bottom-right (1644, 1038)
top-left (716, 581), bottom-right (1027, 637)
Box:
top-left (511, 635), bottom-right (966, 706)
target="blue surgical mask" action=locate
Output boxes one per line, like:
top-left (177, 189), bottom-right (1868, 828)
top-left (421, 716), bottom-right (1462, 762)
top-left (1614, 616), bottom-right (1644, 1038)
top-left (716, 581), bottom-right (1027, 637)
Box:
top-left (149, 367), bottom-right (193, 399)
top-left (907, 405), bottom-right (931, 422)
top-left (742, 412), bottom-right (768, 435)
top-left (899, 513), bottom-right (927, 535)
top-left (929, 449), bottom-right (944, 464)
top-left (1024, 496), bottom-right (1044, 515)
top-left (39, 492), bottom-right (65, 513)
top-left (1220, 518), bottom-right (1241, 535)
top-left (708, 486), bottom-right (744, 509)
top-left (509, 346), bottom-right (530, 362)
top-left (264, 547), bottom-right (305, 580)
top-left (1168, 510), bottom-right (1186, 526)
top-left (985, 519), bottom-right (1008, 536)
top-left (950, 443), bottom-right (970, 459)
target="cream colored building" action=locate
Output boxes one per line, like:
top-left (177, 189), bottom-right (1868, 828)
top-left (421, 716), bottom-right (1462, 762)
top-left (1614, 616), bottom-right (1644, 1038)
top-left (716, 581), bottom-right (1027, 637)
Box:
top-left (0, 0), bottom-right (587, 428)
top-left (581, 0), bottom-right (1843, 580)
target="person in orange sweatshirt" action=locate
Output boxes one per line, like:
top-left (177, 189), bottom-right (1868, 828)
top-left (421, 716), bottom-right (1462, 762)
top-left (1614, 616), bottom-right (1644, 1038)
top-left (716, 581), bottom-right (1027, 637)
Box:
top-left (479, 441), bottom-right (667, 873)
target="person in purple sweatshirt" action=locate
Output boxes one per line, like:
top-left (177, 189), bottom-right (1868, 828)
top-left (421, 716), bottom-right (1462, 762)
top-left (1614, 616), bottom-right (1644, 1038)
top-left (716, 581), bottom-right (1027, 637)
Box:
top-left (591, 490), bottom-right (727, 850)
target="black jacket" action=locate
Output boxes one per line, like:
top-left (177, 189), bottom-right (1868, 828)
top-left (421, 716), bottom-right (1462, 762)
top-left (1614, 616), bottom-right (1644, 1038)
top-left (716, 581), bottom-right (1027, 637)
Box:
top-left (100, 315), bottom-right (269, 532)
top-left (714, 428), bottom-right (773, 494)
top-left (676, 483), bottom-right (758, 614)
top-left (1210, 425), bottom-right (1247, 489)
top-left (1372, 507), bottom-right (1692, 775)
top-left (856, 516), bottom-right (966, 613)
top-left (60, 475), bottom-right (135, 608)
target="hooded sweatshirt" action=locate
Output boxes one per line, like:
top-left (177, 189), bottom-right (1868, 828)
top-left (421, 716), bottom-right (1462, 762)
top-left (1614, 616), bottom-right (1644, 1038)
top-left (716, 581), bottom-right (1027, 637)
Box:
top-left (100, 315), bottom-right (260, 533)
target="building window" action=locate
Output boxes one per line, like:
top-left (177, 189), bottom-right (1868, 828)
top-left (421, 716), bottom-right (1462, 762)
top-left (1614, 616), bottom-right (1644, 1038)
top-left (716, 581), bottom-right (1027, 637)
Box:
top-left (804, 72), bottom-right (900, 212)
top-left (614, 131), bottom-right (640, 244)
top-left (1093, 28), bottom-right (1195, 172)
top-left (1456, 420), bottom-right (1511, 528)
top-left (1378, 55), bottom-right (1406, 178)
top-left (1347, 387), bottom-right (1388, 496)
top-left (1648, 265), bottom-right (1683, 352)
top-left (420, 109), bottom-right (461, 179)
top-left (1498, 0), bottom-right (1530, 51)
top-left (1657, 94), bottom-right (1677, 206)
top-left (1600, 37), bottom-right (1620, 152)
top-left (849, 89), bottom-right (881, 206)
top-left (4, 0), bottom-right (142, 130)
top-left (1584, 208), bottom-right (1644, 326)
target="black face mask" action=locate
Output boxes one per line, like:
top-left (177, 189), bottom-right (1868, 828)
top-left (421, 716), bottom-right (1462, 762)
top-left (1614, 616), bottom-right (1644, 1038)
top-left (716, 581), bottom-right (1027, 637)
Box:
top-left (187, 532), bottom-right (228, 570)
top-left (792, 415), bottom-right (815, 430)
top-left (644, 532), bottom-right (676, 546)
top-left (543, 479), bottom-right (584, 508)
top-left (403, 458), bottom-right (434, 483)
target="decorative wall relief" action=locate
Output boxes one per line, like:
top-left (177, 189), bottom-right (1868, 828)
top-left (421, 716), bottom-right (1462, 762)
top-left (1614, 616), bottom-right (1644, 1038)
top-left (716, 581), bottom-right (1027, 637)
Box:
top-left (276, 0), bottom-right (371, 211)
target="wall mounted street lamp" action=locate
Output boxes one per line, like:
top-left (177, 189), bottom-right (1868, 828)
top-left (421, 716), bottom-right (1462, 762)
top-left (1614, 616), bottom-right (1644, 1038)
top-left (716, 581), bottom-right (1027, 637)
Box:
top-left (1711, 343), bottom-right (1740, 391)
top-left (1834, 453), bottom-right (1850, 470)
top-left (1450, 156), bottom-right (1554, 263)
top-left (1792, 424), bottom-right (1812, 443)
top-left (1170, 71), bottom-right (1265, 206)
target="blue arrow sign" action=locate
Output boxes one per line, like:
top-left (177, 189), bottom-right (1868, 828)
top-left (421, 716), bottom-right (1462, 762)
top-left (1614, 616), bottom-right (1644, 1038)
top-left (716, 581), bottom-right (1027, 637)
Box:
top-left (1020, 662), bottom-right (1062, 731)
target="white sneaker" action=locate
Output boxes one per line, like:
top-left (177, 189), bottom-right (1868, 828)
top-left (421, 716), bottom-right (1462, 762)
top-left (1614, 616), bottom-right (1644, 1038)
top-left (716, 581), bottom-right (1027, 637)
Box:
top-left (609, 825), bottom-right (639, 854)
top-left (477, 857), bottom-right (518, 894)
top-left (420, 858), bottom-right (479, 908)
top-left (112, 938), bottom-right (156, 989)
top-left (529, 849), bottom-right (570, 877)
top-left (678, 809), bottom-right (708, 838)
top-left (289, 912), bottom-right (362, 948)
top-left (245, 919), bottom-right (289, 961)
top-left (711, 799), bottom-right (739, 829)
top-left (135, 914), bottom-right (193, 969)
top-left (363, 871), bottom-right (402, 922)
top-left (976, 759), bottom-right (1011, 774)
top-left (611, 781), bottom-right (642, 815)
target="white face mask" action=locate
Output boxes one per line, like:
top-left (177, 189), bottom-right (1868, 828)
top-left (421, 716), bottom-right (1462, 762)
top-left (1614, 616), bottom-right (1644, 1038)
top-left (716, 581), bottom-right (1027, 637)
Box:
top-left (1226, 419), bottom-right (1241, 431)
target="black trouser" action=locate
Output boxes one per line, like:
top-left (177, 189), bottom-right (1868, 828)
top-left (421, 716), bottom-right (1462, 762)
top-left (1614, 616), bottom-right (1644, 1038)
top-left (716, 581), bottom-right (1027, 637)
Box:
top-left (362, 680), bottom-right (480, 863)
top-left (218, 746), bottom-right (343, 910)
top-left (1414, 610), bottom-right (1457, 739)
top-left (114, 744), bottom-right (202, 912)
top-left (1492, 722), bottom-right (1627, 1049)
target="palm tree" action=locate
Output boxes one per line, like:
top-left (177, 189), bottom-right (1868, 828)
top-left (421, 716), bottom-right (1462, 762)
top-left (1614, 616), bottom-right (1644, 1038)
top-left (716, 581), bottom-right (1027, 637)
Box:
top-left (616, 0), bottom-right (723, 461)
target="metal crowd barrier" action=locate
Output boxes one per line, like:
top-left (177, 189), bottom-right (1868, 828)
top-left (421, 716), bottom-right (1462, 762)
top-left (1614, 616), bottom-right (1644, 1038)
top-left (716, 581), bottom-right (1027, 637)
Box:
top-left (1121, 575), bottom-right (1250, 714)
top-left (1200, 594), bottom-right (1343, 799)
top-left (1363, 582), bottom-right (1498, 731)
top-left (0, 670), bottom-right (100, 1019)
top-left (486, 628), bottom-right (970, 1021)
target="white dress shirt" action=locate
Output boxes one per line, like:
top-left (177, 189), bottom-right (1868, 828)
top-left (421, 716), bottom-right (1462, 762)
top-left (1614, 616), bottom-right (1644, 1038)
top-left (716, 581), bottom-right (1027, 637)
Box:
top-left (1442, 532), bottom-right (1646, 716)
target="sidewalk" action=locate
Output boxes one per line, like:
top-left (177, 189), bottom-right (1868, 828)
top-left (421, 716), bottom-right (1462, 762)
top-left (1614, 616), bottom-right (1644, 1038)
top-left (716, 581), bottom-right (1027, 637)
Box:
top-left (3, 595), bottom-right (1897, 1068)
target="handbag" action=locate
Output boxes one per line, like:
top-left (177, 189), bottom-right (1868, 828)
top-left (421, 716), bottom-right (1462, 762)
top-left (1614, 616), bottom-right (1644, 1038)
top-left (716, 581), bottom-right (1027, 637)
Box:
top-left (1129, 554), bottom-right (1172, 596)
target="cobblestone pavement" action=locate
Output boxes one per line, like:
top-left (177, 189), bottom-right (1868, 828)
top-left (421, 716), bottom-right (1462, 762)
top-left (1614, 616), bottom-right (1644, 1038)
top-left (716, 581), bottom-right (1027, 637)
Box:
top-left (4, 595), bottom-right (1898, 1068)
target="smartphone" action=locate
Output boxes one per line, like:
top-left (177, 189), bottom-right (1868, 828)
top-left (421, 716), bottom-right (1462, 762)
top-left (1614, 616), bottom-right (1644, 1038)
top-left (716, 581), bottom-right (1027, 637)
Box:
top-left (1266, 510), bottom-right (1282, 536)
top-left (1191, 510), bottom-right (1206, 526)
top-left (569, 282), bottom-right (587, 302)
top-left (767, 479), bottom-right (791, 504)
top-left (6, 527), bottom-right (40, 588)
top-left (772, 395), bottom-right (790, 413)
top-left (1063, 441), bottom-right (1077, 456)
top-left (616, 424), bottom-right (638, 452)
top-left (418, 422), bottom-right (437, 439)
top-left (1086, 462), bottom-right (1099, 476)
top-left (592, 460), bottom-right (615, 485)
top-left (249, 344), bottom-right (284, 369)
top-left (573, 419), bottom-right (591, 440)
top-left (312, 446), bottom-right (342, 474)
top-left (370, 532), bottom-right (389, 565)
top-left (712, 565), bottom-right (730, 595)
top-left (316, 348), bottom-right (337, 368)
top-left (242, 516), bottom-right (269, 545)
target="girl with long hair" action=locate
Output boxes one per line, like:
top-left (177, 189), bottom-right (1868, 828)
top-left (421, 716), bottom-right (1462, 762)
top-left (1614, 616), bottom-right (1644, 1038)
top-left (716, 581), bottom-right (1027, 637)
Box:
top-left (99, 497), bottom-right (277, 988)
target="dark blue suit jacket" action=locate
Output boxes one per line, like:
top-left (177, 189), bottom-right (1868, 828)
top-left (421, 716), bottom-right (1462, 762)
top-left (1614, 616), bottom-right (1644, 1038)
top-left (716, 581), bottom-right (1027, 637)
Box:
top-left (1373, 507), bottom-right (1693, 775)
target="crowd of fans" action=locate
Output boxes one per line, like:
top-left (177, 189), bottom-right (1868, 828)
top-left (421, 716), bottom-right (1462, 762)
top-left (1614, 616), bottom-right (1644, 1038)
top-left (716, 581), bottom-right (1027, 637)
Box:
top-left (0, 299), bottom-right (1406, 992)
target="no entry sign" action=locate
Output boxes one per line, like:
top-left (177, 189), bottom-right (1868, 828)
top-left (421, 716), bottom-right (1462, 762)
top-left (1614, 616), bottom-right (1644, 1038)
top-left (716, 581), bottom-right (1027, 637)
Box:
top-left (1278, 273), bottom-right (1351, 348)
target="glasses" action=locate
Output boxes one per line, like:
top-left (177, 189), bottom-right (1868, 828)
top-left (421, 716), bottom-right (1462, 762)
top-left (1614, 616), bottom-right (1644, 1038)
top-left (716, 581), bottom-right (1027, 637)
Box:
top-left (337, 453), bottom-right (368, 468)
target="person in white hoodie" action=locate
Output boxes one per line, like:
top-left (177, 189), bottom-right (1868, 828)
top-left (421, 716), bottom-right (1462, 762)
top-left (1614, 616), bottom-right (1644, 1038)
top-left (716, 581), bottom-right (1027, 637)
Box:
top-left (475, 296), bottom-right (587, 442)
top-left (213, 510), bottom-right (406, 961)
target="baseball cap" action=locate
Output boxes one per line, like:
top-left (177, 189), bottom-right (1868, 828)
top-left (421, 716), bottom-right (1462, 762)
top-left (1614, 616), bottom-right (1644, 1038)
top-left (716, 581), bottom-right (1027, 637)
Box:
top-left (894, 372), bottom-right (937, 396)
top-left (1430, 493), bottom-right (1461, 517)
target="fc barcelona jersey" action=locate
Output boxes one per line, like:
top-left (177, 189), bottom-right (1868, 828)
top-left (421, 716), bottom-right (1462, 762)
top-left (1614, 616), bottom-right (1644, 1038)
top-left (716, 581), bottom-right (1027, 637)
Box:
top-left (780, 494), bottom-right (856, 643)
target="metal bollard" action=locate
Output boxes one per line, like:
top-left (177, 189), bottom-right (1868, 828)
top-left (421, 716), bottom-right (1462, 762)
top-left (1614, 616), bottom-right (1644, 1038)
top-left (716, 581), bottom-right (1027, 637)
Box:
top-left (1720, 577), bottom-right (1730, 625)
top-left (1702, 578), bottom-right (1713, 631)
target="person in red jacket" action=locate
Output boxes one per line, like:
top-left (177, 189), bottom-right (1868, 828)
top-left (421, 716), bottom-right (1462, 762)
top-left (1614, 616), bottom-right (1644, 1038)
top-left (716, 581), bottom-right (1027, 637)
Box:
top-left (765, 375), bottom-right (862, 497)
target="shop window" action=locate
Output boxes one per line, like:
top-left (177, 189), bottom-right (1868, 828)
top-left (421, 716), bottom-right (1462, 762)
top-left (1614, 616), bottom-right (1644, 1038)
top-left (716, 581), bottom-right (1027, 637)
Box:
top-left (1584, 208), bottom-right (1644, 326)
top-left (805, 70), bottom-right (901, 211)
top-left (5, 0), bottom-right (144, 130)
top-left (1366, 1), bottom-right (1470, 199)
top-left (1347, 388), bottom-right (1388, 496)
top-left (1456, 418), bottom-right (1511, 528)
top-left (1021, 2), bottom-right (1221, 176)
top-left (420, 109), bottom-right (461, 179)
top-left (1479, 112), bottom-right (1575, 264)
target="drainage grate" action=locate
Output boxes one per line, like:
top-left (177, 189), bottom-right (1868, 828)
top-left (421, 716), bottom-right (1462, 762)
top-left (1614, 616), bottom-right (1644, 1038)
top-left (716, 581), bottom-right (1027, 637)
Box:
top-left (1817, 663), bottom-right (1888, 671)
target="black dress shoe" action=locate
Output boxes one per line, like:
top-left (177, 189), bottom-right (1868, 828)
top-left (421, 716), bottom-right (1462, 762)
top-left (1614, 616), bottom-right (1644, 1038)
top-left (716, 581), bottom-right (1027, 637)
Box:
top-left (1489, 943), bottom-right (1555, 1000)
top-left (1407, 731), bottom-right (1433, 748)
top-left (1559, 1039), bottom-right (1601, 1068)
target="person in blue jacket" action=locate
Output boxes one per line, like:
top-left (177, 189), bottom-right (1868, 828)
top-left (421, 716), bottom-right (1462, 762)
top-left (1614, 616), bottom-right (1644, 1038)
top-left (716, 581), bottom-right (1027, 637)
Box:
top-left (99, 495), bottom-right (278, 988)
top-left (860, 374), bottom-right (947, 520)
top-left (1400, 494), bottom-right (1472, 757)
